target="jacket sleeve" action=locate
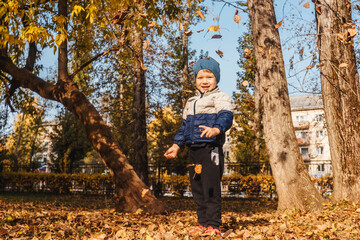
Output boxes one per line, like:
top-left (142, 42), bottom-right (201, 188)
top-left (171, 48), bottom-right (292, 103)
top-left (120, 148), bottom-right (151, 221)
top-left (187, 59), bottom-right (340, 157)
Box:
top-left (214, 92), bottom-right (234, 133)
top-left (174, 119), bottom-right (186, 147)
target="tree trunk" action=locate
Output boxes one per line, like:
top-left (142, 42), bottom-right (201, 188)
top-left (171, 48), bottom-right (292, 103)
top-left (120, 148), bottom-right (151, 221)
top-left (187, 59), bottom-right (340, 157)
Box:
top-left (248, 0), bottom-right (325, 210)
top-left (131, 27), bottom-right (149, 185)
top-left (0, 57), bottom-right (165, 213)
top-left (315, 0), bottom-right (360, 202)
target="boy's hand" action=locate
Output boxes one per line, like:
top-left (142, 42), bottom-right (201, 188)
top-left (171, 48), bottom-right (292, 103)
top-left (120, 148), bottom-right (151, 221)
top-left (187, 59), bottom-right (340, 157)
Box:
top-left (199, 125), bottom-right (220, 138)
top-left (164, 144), bottom-right (180, 159)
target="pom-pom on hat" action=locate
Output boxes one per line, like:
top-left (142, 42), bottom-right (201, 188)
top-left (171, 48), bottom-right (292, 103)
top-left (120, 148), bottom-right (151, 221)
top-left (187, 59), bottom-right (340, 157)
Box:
top-left (193, 57), bottom-right (220, 83)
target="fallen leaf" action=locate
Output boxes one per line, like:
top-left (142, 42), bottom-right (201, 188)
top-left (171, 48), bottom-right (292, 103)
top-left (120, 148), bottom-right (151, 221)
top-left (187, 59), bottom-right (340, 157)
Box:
top-left (306, 65), bottom-right (314, 69)
top-left (216, 50), bottom-right (224, 58)
top-left (339, 63), bottom-right (348, 68)
top-left (275, 20), bottom-right (283, 29)
top-left (208, 25), bottom-right (220, 31)
top-left (211, 34), bottom-right (222, 39)
top-left (303, 2), bottom-right (310, 8)
top-left (196, 10), bottom-right (205, 20)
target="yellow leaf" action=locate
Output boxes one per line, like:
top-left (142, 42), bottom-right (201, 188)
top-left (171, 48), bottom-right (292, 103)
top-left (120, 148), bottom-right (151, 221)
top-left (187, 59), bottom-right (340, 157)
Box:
top-left (275, 20), bottom-right (283, 29)
top-left (140, 60), bottom-right (148, 70)
top-left (178, 22), bottom-right (183, 30)
top-left (135, 208), bottom-right (143, 214)
top-left (306, 65), bottom-right (313, 69)
top-left (208, 25), bottom-right (220, 31)
top-left (196, 10), bottom-right (205, 20)
top-left (142, 188), bottom-right (150, 198)
top-left (303, 2), bottom-right (310, 8)
top-left (242, 80), bottom-right (249, 87)
top-left (244, 48), bottom-right (251, 59)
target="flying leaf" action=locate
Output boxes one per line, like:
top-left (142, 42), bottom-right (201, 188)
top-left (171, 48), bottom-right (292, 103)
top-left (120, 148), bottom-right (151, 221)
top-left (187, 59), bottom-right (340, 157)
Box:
top-left (197, 29), bottom-right (204, 33)
top-left (216, 50), bottom-right (224, 58)
top-left (139, 13), bottom-right (148, 18)
top-left (347, 28), bottom-right (357, 38)
top-left (196, 10), bottom-right (205, 20)
top-left (208, 25), bottom-right (220, 31)
top-left (242, 80), bottom-right (249, 87)
top-left (357, 5), bottom-right (360, 11)
top-left (244, 48), bottom-right (251, 59)
top-left (211, 34), bottom-right (222, 39)
top-left (315, 7), bottom-right (322, 15)
top-left (185, 30), bottom-right (193, 36)
top-left (189, 61), bottom-right (195, 66)
top-left (140, 60), bottom-right (148, 70)
top-left (143, 39), bottom-right (150, 52)
top-left (303, 2), bottom-right (310, 8)
top-left (233, 9), bottom-right (241, 24)
top-left (306, 65), bottom-right (313, 69)
top-left (316, 63), bottom-right (324, 68)
top-left (339, 63), bottom-right (348, 68)
top-left (275, 20), bottom-right (283, 29)
top-left (148, 21), bottom-right (155, 28)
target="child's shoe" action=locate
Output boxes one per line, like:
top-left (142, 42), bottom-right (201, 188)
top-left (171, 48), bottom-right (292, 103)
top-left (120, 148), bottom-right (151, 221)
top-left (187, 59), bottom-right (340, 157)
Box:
top-left (189, 225), bottom-right (206, 235)
top-left (204, 226), bottom-right (221, 236)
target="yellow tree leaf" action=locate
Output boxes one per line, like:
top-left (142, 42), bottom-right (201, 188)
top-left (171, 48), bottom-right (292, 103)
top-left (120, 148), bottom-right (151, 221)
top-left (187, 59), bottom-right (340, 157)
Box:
top-left (242, 80), bottom-right (249, 87)
top-left (196, 10), bottom-right (205, 20)
top-left (208, 25), bottom-right (220, 31)
top-left (148, 21), bottom-right (155, 28)
top-left (347, 28), bottom-right (357, 38)
top-left (244, 48), bottom-right (251, 59)
top-left (306, 65), bottom-right (313, 69)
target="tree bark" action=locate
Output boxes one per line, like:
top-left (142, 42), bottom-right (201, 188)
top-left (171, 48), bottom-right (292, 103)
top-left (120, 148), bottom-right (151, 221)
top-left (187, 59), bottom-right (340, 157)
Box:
top-left (248, 0), bottom-right (325, 210)
top-left (131, 27), bottom-right (149, 185)
top-left (315, 0), bottom-right (360, 202)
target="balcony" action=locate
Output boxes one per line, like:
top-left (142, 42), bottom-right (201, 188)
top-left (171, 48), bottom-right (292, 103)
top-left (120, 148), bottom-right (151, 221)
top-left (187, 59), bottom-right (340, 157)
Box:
top-left (294, 121), bottom-right (310, 130)
top-left (297, 138), bottom-right (310, 146)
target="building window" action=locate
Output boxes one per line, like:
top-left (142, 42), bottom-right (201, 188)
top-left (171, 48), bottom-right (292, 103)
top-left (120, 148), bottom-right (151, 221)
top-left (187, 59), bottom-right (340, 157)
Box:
top-left (316, 130), bottom-right (324, 138)
top-left (315, 114), bottom-right (324, 122)
top-left (317, 164), bottom-right (325, 172)
top-left (300, 148), bottom-right (309, 155)
top-left (317, 147), bottom-right (324, 155)
top-left (296, 115), bottom-right (308, 122)
top-left (296, 131), bottom-right (308, 139)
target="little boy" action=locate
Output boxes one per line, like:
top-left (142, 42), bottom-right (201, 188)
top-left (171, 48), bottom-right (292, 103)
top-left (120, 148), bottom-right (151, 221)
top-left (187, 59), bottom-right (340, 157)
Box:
top-left (164, 57), bottom-right (234, 236)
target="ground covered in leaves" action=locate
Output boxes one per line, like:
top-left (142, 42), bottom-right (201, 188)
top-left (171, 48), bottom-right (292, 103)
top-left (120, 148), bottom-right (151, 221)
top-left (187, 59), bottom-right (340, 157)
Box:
top-left (0, 193), bottom-right (360, 239)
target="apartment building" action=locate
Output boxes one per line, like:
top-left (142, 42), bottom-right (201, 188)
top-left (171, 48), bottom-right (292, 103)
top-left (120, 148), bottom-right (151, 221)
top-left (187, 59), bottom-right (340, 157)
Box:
top-left (290, 94), bottom-right (332, 177)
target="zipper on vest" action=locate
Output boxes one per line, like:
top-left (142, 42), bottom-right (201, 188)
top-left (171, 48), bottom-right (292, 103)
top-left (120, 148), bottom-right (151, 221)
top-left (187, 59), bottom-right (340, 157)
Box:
top-left (191, 93), bottom-right (204, 144)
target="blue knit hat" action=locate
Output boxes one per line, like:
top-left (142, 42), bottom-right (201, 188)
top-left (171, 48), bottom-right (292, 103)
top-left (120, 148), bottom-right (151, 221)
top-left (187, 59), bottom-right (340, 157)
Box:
top-left (193, 57), bottom-right (220, 83)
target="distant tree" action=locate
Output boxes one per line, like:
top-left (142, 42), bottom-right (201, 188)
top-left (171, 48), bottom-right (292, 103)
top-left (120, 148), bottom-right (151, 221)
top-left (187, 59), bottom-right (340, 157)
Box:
top-left (147, 106), bottom-right (188, 175)
top-left (50, 110), bottom-right (91, 173)
top-left (5, 97), bottom-right (45, 171)
top-left (231, 23), bottom-right (269, 175)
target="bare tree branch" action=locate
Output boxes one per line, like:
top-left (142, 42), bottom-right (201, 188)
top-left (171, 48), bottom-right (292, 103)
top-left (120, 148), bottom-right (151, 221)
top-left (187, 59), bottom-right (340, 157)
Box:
top-left (69, 47), bottom-right (119, 79)
top-left (213, 0), bottom-right (248, 13)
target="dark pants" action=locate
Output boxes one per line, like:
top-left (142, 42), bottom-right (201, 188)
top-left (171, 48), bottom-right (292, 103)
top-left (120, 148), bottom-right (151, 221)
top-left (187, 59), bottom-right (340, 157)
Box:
top-left (188, 144), bottom-right (224, 229)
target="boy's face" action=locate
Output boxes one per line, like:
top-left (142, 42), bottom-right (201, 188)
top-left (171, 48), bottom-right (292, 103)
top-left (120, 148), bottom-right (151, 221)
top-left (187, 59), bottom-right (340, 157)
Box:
top-left (195, 69), bottom-right (217, 93)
